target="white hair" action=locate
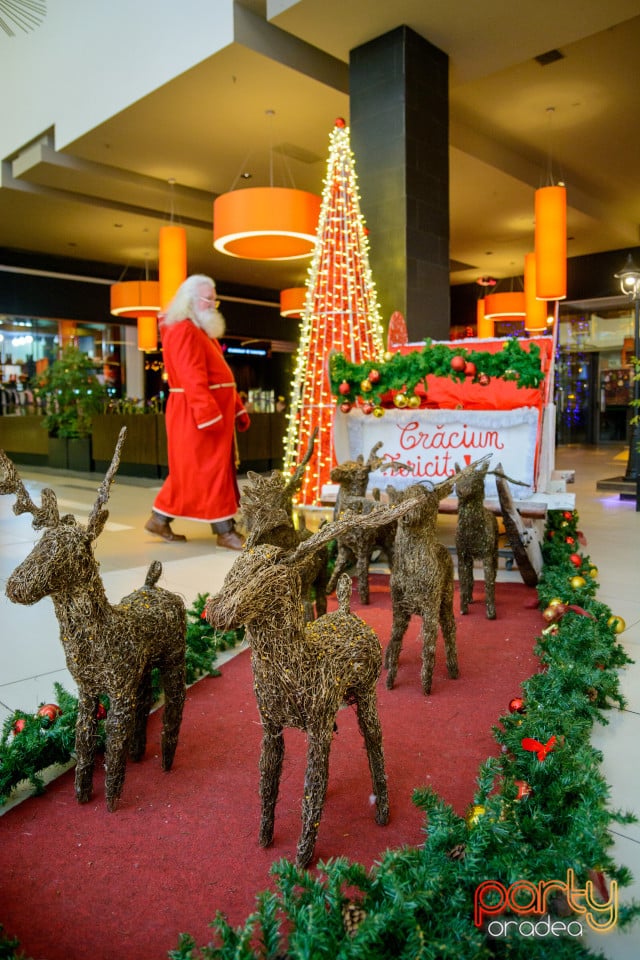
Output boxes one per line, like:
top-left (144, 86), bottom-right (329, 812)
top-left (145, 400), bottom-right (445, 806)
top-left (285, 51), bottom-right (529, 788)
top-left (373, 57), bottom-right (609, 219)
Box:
top-left (162, 274), bottom-right (215, 326)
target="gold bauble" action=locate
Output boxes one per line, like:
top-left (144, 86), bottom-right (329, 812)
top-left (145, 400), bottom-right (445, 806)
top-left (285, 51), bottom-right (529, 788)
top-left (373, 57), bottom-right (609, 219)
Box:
top-left (408, 395), bottom-right (421, 408)
top-left (589, 567), bottom-right (599, 579)
top-left (360, 379), bottom-right (372, 393)
top-left (607, 615), bottom-right (626, 634)
top-left (394, 393), bottom-right (408, 408)
top-left (548, 597), bottom-right (564, 608)
top-left (570, 575), bottom-right (586, 590)
top-left (372, 406), bottom-right (385, 418)
top-left (465, 804), bottom-right (486, 828)
top-left (383, 351), bottom-right (394, 363)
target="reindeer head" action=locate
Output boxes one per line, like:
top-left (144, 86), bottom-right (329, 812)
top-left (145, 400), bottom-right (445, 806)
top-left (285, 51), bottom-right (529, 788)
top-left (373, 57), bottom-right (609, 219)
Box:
top-left (240, 471), bottom-right (293, 535)
top-left (454, 458), bottom-right (492, 503)
top-left (2, 428), bottom-right (127, 606)
top-left (330, 442), bottom-right (384, 499)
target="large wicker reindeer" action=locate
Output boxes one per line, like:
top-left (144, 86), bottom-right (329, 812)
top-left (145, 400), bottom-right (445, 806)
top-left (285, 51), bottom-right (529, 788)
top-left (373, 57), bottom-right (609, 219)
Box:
top-left (455, 457), bottom-right (499, 620)
top-left (205, 498), bottom-right (415, 868)
top-left (385, 457), bottom-right (492, 696)
top-left (327, 442), bottom-right (410, 604)
top-left (240, 427), bottom-right (327, 619)
top-left (1, 428), bottom-right (186, 811)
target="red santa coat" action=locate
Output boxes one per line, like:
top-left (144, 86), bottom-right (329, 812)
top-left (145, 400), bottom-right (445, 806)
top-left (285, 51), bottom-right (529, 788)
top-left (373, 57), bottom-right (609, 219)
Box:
top-left (153, 318), bottom-right (248, 524)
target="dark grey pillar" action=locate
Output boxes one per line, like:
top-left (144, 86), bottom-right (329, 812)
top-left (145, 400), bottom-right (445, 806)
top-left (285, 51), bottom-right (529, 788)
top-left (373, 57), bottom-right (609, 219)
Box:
top-left (350, 26), bottom-right (450, 342)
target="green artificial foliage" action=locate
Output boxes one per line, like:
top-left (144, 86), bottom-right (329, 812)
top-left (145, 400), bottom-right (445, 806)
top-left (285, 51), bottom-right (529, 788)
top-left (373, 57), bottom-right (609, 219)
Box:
top-left (30, 345), bottom-right (108, 438)
top-left (329, 338), bottom-right (545, 408)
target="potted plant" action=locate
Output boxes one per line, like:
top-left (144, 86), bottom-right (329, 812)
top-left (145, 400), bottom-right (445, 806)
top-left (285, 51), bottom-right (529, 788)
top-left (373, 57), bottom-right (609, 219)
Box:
top-left (31, 345), bottom-right (108, 470)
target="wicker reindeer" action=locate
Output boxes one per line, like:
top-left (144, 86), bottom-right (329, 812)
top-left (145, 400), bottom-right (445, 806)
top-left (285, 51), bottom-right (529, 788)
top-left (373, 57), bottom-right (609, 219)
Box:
top-left (384, 458), bottom-right (491, 696)
top-left (205, 499), bottom-right (414, 868)
top-left (327, 442), bottom-right (409, 604)
top-left (1, 428), bottom-right (186, 811)
top-left (240, 427), bottom-right (327, 619)
top-left (454, 457), bottom-right (498, 620)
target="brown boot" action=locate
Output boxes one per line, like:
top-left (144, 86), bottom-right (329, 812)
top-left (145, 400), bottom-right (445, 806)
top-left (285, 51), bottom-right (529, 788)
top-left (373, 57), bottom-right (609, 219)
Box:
top-left (216, 530), bottom-right (245, 550)
top-left (144, 515), bottom-right (187, 542)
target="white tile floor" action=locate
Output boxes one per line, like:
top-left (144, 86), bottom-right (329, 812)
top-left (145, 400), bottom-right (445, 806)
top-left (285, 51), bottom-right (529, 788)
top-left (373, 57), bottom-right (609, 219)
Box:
top-left (0, 445), bottom-right (638, 955)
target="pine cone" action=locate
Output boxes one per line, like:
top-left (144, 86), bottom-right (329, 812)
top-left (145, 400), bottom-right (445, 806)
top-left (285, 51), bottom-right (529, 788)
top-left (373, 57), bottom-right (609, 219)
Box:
top-left (446, 843), bottom-right (466, 861)
top-left (343, 901), bottom-right (366, 936)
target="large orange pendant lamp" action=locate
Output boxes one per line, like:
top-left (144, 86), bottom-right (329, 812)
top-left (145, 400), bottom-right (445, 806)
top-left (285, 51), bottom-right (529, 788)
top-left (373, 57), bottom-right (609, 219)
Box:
top-left (214, 187), bottom-right (320, 260)
top-left (280, 287), bottom-right (307, 318)
top-left (534, 184), bottom-right (566, 300)
top-left (109, 280), bottom-right (161, 351)
top-left (159, 225), bottom-right (187, 309)
top-left (483, 290), bottom-right (526, 320)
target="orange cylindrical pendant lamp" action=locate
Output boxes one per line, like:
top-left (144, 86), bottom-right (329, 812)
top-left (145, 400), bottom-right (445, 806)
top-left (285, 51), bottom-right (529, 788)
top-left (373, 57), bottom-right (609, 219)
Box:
top-left (110, 280), bottom-right (161, 318)
top-left (213, 187), bottom-right (320, 260)
top-left (483, 291), bottom-right (526, 319)
top-left (280, 287), bottom-right (307, 318)
top-left (534, 185), bottom-right (566, 300)
top-left (524, 252), bottom-right (549, 333)
top-left (137, 314), bottom-right (158, 352)
top-left (476, 298), bottom-right (494, 338)
top-left (159, 225), bottom-right (187, 310)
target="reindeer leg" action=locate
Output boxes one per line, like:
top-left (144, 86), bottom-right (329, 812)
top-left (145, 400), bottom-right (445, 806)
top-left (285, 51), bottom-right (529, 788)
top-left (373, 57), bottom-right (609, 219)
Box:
top-left (130, 666), bottom-right (153, 762)
top-left (74, 692), bottom-right (99, 804)
top-left (258, 725), bottom-right (284, 848)
top-left (440, 586), bottom-right (459, 682)
top-left (483, 554), bottom-right (497, 620)
top-left (458, 551), bottom-right (473, 615)
top-left (418, 613), bottom-right (439, 696)
top-left (356, 545), bottom-right (372, 605)
top-left (355, 691), bottom-right (389, 825)
top-left (326, 547), bottom-right (353, 595)
top-left (159, 659), bottom-right (186, 771)
top-left (103, 697), bottom-right (133, 812)
top-left (385, 603), bottom-right (410, 688)
top-left (296, 728), bottom-right (332, 869)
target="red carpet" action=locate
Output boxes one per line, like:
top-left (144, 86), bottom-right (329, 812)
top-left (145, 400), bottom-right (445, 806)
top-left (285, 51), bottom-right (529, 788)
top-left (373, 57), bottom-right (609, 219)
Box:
top-left (0, 577), bottom-right (541, 960)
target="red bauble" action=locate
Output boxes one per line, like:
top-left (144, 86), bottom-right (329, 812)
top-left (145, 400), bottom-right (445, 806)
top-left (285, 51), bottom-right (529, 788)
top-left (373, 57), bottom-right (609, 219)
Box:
top-left (565, 536), bottom-right (574, 544)
top-left (450, 355), bottom-right (466, 372)
top-left (514, 780), bottom-right (532, 801)
top-left (478, 372), bottom-right (491, 386)
top-left (96, 703), bottom-right (108, 721)
top-left (464, 361), bottom-right (476, 377)
top-left (37, 703), bottom-right (62, 726)
top-left (508, 697), bottom-right (526, 714)
top-left (340, 402), bottom-right (352, 414)
top-left (12, 717), bottom-right (26, 736)
top-left (362, 402), bottom-right (374, 415)
top-left (563, 511), bottom-right (573, 520)
top-left (334, 117), bottom-right (346, 128)
top-left (338, 381), bottom-right (351, 395)
top-left (569, 553), bottom-right (582, 567)
top-left (368, 368), bottom-right (381, 383)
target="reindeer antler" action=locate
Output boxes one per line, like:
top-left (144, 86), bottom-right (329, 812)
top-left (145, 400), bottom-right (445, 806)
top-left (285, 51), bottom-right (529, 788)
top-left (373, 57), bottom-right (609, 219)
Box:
top-left (284, 497), bottom-right (417, 568)
top-left (284, 427), bottom-right (319, 496)
top-left (86, 427), bottom-right (127, 539)
top-left (489, 463), bottom-right (530, 487)
top-left (0, 448), bottom-right (60, 528)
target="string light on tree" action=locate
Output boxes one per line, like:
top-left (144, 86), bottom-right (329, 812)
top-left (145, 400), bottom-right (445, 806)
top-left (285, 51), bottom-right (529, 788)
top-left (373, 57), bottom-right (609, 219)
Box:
top-left (283, 118), bottom-right (385, 505)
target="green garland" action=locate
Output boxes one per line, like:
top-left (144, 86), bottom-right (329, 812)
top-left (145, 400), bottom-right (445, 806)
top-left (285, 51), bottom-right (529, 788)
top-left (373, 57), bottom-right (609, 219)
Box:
top-left (0, 595), bottom-right (243, 807)
top-left (2, 512), bottom-right (639, 959)
top-left (329, 337), bottom-right (545, 407)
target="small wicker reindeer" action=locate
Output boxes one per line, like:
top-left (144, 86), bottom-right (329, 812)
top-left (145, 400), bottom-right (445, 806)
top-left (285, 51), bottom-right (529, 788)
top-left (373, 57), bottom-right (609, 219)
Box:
top-left (240, 427), bottom-right (327, 619)
top-left (205, 499), bottom-right (414, 868)
top-left (327, 442), bottom-right (409, 604)
top-left (384, 458), bottom-right (491, 695)
top-left (1, 428), bottom-right (186, 811)
top-left (455, 457), bottom-right (498, 620)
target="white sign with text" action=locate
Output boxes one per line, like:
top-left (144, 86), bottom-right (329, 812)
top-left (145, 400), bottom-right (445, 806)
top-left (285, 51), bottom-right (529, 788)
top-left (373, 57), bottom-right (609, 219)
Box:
top-left (333, 407), bottom-right (540, 499)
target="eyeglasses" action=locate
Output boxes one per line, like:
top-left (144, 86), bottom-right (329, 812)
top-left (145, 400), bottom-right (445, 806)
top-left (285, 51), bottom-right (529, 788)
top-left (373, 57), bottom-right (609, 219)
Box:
top-left (199, 295), bottom-right (220, 307)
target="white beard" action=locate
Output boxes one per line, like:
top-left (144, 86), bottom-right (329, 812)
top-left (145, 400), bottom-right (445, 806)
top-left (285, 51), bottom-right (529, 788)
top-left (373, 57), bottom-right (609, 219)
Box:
top-left (195, 306), bottom-right (226, 339)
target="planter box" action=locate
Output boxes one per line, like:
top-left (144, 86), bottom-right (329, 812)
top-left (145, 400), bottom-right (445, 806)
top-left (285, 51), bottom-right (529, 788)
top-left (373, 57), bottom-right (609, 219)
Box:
top-left (47, 436), bottom-right (93, 472)
top-left (92, 414), bottom-right (161, 477)
top-left (0, 415), bottom-right (48, 465)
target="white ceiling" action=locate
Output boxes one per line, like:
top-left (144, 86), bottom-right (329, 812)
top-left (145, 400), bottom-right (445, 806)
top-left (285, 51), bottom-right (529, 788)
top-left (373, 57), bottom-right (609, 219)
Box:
top-left (2, 0), bottom-right (640, 300)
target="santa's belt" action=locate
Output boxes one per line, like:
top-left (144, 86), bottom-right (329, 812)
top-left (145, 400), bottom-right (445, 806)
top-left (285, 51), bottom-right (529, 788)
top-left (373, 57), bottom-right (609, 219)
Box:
top-left (168, 382), bottom-right (235, 392)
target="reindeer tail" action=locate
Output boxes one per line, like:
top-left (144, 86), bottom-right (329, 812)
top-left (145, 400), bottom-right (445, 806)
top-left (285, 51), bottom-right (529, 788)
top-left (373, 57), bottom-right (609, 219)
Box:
top-left (144, 560), bottom-right (163, 588)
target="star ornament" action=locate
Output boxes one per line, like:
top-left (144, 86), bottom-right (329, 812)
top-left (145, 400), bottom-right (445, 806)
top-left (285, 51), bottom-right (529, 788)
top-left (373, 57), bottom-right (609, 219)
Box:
top-left (521, 735), bottom-right (557, 761)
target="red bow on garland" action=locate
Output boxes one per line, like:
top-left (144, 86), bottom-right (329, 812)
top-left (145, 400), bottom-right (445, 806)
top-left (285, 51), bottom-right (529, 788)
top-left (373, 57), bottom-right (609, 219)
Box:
top-left (521, 735), bottom-right (557, 761)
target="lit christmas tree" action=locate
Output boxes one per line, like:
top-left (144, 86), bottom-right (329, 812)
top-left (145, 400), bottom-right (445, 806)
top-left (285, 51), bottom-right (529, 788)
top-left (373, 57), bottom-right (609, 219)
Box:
top-left (283, 118), bottom-right (385, 505)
